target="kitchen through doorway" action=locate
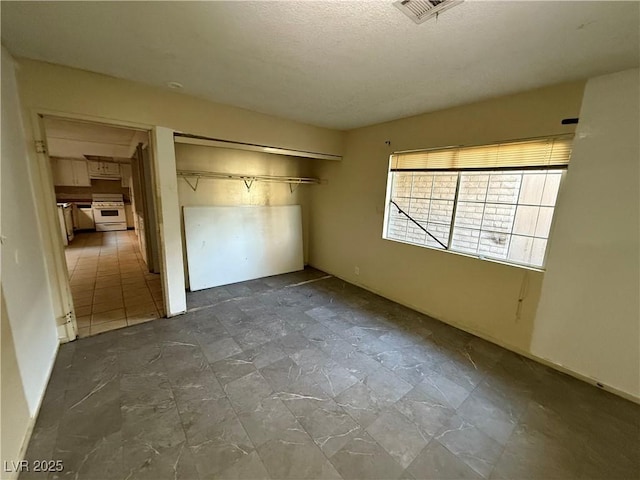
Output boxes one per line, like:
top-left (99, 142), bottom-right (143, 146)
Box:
top-left (65, 231), bottom-right (164, 336)
top-left (44, 116), bottom-right (165, 338)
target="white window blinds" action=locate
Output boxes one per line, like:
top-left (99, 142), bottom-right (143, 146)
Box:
top-left (390, 135), bottom-right (573, 171)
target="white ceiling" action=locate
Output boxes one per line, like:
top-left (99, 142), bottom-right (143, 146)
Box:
top-left (44, 117), bottom-right (146, 160)
top-left (2, 1), bottom-right (638, 130)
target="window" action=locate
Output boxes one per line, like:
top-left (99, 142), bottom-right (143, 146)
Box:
top-left (383, 136), bottom-right (572, 269)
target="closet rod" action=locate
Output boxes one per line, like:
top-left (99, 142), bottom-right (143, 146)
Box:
top-left (176, 169), bottom-right (322, 193)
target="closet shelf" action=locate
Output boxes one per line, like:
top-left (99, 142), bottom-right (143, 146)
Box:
top-left (176, 169), bottom-right (322, 193)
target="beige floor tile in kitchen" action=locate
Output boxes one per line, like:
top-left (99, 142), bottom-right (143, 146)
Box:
top-left (65, 230), bottom-right (164, 337)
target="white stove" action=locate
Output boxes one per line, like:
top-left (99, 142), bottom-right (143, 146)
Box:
top-left (92, 194), bottom-right (127, 231)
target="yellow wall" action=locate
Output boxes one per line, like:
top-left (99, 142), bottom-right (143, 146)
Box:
top-left (531, 69), bottom-right (640, 399)
top-left (309, 81), bottom-right (584, 357)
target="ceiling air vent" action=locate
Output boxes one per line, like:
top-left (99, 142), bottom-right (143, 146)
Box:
top-left (393, 0), bottom-right (463, 24)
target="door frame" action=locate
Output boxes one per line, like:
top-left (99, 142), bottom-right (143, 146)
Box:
top-left (28, 108), bottom-right (169, 342)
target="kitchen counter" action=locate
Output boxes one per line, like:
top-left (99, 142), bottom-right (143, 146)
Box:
top-left (55, 196), bottom-right (131, 205)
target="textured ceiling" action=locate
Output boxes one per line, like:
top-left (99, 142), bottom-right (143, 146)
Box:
top-left (2, 1), bottom-right (638, 130)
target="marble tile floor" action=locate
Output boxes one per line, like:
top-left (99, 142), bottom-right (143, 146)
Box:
top-left (65, 231), bottom-right (164, 338)
top-left (21, 268), bottom-right (639, 479)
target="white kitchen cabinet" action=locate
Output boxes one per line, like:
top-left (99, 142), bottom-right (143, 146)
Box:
top-left (87, 161), bottom-right (102, 176)
top-left (72, 204), bottom-right (94, 230)
top-left (72, 160), bottom-right (90, 186)
top-left (88, 161), bottom-right (120, 179)
top-left (125, 204), bottom-right (134, 228)
top-left (137, 214), bottom-right (148, 265)
top-left (51, 158), bottom-right (91, 186)
top-left (102, 162), bottom-right (120, 176)
top-left (76, 206), bottom-right (95, 230)
top-left (121, 164), bottom-right (132, 188)
top-left (71, 204), bottom-right (80, 229)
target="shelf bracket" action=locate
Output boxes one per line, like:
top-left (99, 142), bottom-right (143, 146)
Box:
top-left (243, 178), bottom-right (255, 192)
top-left (289, 180), bottom-right (302, 194)
top-left (183, 176), bottom-right (200, 192)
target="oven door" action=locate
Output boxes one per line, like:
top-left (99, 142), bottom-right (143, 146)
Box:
top-left (94, 206), bottom-right (125, 223)
top-left (93, 206), bottom-right (126, 227)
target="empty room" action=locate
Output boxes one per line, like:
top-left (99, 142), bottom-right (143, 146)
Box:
top-left (1, 1), bottom-right (638, 480)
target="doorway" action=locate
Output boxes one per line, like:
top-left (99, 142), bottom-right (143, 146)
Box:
top-left (42, 116), bottom-right (165, 338)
